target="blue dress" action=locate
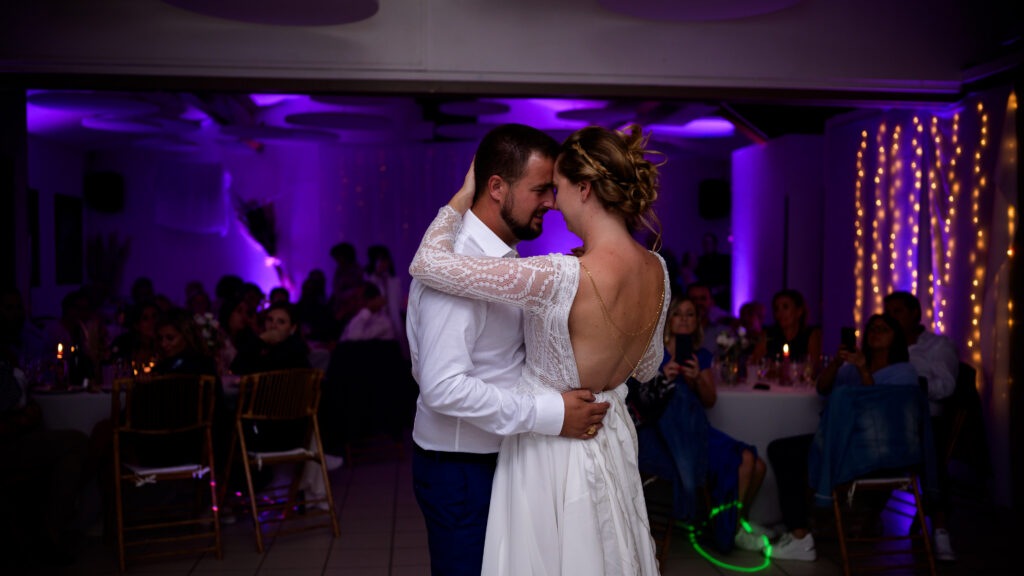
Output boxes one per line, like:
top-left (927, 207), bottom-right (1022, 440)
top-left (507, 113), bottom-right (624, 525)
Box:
top-left (637, 347), bottom-right (756, 552)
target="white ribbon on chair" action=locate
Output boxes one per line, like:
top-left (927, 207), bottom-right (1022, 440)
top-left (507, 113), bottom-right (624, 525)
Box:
top-left (125, 464), bottom-right (210, 488)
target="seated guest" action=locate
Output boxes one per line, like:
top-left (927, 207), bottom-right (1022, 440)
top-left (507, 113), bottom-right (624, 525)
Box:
top-left (130, 276), bottom-right (155, 307)
top-left (229, 302), bottom-right (313, 484)
top-left (241, 283), bottom-right (265, 317)
top-left (110, 303), bottom-right (160, 367)
top-left (1, 287), bottom-right (89, 564)
top-left (339, 283), bottom-right (394, 342)
top-left (638, 297), bottom-right (769, 553)
top-left (767, 313), bottom-right (922, 562)
top-left (41, 289), bottom-right (96, 384)
top-left (217, 296), bottom-right (259, 369)
top-left (295, 270), bottom-right (338, 342)
top-left (330, 242), bottom-right (363, 298)
top-left (759, 289), bottom-right (822, 369)
top-left (738, 301), bottom-right (766, 356)
top-left (687, 282), bottom-right (732, 356)
top-left (817, 313), bottom-right (917, 392)
top-left (230, 301), bottom-right (310, 375)
top-left (213, 274), bottom-right (244, 315)
top-left (365, 245), bottom-right (408, 357)
top-left (186, 289), bottom-right (212, 317)
top-left (884, 291), bottom-right (958, 561)
top-left (153, 294), bottom-right (174, 314)
top-left (42, 288), bottom-right (91, 359)
top-left (269, 287), bottom-right (290, 305)
top-left (154, 309), bottom-right (216, 376)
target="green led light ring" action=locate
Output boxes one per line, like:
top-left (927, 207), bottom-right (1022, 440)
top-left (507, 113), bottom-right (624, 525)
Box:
top-left (680, 500), bottom-right (772, 573)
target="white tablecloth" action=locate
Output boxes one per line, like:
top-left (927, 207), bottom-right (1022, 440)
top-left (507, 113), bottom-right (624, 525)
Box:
top-left (705, 381), bottom-right (825, 526)
top-left (33, 390), bottom-right (114, 436)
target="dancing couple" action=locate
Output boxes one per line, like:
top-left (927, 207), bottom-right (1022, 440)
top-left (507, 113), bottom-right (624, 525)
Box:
top-left (407, 123), bottom-right (667, 575)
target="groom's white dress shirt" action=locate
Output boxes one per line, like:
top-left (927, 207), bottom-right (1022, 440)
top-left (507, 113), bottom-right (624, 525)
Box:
top-left (407, 209), bottom-right (564, 454)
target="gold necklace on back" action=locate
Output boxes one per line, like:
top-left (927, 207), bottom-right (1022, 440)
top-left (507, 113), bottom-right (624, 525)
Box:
top-left (579, 259), bottom-right (665, 381)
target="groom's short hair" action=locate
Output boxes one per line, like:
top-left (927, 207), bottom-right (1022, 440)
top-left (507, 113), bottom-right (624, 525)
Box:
top-left (473, 124), bottom-right (560, 201)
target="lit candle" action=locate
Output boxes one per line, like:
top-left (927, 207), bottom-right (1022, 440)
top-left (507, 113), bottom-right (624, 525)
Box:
top-left (781, 344), bottom-right (792, 385)
top-left (57, 343), bottom-right (63, 359)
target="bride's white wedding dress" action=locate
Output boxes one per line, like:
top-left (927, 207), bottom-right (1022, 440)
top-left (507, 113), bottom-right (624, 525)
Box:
top-left (410, 207), bottom-right (666, 575)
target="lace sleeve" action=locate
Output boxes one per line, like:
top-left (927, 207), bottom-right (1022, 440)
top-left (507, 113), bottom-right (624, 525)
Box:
top-left (409, 207), bottom-right (564, 313)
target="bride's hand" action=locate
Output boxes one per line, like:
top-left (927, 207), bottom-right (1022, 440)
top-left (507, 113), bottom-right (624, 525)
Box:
top-left (448, 159), bottom-right (475, 214)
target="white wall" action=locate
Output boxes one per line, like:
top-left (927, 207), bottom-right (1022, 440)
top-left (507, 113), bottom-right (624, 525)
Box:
top-left (732, 135), bottom-right (825, 322)
top-left (24, 135), bottom-right (727, 313)
top-left (0, 1), bottom-right (981, 94)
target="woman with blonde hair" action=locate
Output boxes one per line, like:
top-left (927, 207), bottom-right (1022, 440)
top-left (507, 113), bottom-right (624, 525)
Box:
top-left (410, 125), bottom-right (666, 574)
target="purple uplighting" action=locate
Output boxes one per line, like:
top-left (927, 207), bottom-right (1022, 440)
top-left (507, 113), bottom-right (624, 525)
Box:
top-left (250, 94), bottom-right (303, 107)
top-left (649, 118), bottom-right (736, 138)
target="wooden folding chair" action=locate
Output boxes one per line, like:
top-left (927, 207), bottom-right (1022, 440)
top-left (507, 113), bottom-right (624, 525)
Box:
top-left (832, 473), bottom-right (936, 576)
top-left (111, 374), bottom-right (222, 572)
top-left (220, 368), bottom-right (339, 553)
top-left (831, 381), bottom-right (937, 576)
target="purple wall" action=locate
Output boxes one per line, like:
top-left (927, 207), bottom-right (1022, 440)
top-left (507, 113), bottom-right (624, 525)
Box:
top-left (732, 135), bottom-right (825, 322)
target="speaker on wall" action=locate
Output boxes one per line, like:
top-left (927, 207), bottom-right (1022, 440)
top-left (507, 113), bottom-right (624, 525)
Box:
top-left (698, 178), bottom-right (730, 220)
top-left (83, 171), bottom-right (124, 214)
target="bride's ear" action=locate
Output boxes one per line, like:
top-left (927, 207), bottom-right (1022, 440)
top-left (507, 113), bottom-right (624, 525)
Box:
top-left (579, 181), bottom-right (592, 202)
top-left (487, 175), bottom-right (506, 202)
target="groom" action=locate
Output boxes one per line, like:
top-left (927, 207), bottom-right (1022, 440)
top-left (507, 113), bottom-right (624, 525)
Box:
top-left (407, 124), bottom-right (610, 575)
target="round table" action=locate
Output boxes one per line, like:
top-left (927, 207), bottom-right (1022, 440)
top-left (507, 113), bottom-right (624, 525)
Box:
top-left (33, 389), bottom-right (115, 436)
top-left (705, 381), bottom-right (824, 526)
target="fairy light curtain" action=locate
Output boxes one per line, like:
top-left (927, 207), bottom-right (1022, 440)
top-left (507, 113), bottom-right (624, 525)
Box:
top-left (849, 87), bottom-right (1016, 384)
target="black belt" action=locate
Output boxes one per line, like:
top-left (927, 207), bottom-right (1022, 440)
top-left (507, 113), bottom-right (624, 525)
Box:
top-left (414, 443), bottom-right (498, 465)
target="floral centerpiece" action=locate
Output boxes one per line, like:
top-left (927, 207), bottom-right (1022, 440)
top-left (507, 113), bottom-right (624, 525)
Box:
top-left (193, 312), bottom-right (223, 354)
top-left (715, 326), bottom-right (749, 385)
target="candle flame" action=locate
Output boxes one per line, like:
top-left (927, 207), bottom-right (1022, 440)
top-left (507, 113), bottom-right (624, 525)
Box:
top-left (57, 343), bottom-right (63, 354)
top-left (783, 343), bottom-right (790, 356)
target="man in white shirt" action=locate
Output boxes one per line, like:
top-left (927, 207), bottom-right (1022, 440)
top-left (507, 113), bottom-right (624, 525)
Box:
top-left (407, 124), bottom-right (610, 576)
top-left (884, 291), bottom-right (959, 562)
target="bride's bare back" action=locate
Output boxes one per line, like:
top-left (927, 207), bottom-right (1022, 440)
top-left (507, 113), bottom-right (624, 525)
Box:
top-left (570, 244), bottom-right (666, 393)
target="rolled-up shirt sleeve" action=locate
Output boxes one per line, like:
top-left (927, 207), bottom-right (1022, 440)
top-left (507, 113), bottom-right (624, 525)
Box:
top-left (924, 336), bottom-right (958, 402)
top-left (412, 288), bottom-right (564, 437)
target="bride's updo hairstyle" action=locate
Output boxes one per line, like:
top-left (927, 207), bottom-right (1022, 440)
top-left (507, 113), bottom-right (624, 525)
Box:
top-left (557, 125), bottom-right (663, 241)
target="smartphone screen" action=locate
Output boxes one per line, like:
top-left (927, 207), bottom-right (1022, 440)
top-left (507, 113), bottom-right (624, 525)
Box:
top-left (675, 333), bottom-right (694, 364)
top-left (840, 326), bottom-right (856, 350)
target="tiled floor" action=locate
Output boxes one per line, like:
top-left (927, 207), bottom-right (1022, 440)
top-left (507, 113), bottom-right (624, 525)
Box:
top-left (7, 438), bottom-right (1014, 575)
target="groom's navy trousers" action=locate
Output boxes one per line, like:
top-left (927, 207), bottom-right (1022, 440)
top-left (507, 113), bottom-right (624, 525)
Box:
top-left (412, 443), bottom-right (498, 576)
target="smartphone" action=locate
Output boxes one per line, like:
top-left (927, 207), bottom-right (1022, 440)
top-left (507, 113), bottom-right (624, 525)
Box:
top-left (840, 326), bottom-right (856, 350)
top-left (675, 333), bottom-right (694, 364)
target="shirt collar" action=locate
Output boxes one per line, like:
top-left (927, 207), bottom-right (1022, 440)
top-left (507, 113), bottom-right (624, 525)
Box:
top-left (463, 209), bottom-right (518, 258)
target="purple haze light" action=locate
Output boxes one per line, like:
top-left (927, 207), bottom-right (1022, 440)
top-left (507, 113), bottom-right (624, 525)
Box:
top-left (250, 94), bottom-right (303, 107)
top-left (484, 98), bottom-right (608, 131)
top-left (649, 118), bottom-right (735, 138)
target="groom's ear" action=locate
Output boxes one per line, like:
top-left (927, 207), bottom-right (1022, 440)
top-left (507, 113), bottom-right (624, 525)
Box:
top-left (487, 174), bottom-right (506, 202)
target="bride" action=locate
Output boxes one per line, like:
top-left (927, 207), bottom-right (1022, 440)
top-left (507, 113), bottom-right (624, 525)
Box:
top-left (410, 125), bottom-right (667, 575)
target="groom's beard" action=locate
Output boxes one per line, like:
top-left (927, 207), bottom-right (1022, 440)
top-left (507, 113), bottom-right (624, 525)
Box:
top-left (501, 195), bottom-right (546, 241)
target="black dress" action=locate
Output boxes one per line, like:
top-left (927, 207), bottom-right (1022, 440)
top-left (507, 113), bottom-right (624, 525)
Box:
top-left (764, 324), bottom-right (817, 363)
top-left (229, 334), bottom-right (312, 454)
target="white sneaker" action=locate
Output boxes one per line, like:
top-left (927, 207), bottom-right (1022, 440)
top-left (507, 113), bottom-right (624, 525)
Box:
top-left (933, 528), bottom-right (956, 562)
top-left (770, 532), bottom-right (817, 561)
top-left (744, 520), bottom-right (778, 540)
top-left (734, 527), bottom-right (766, 552)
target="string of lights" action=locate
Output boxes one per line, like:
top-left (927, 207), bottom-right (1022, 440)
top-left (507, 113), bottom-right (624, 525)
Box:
top-left (853, 130), bottom-right (868, 329)
top-left (966, 101), bottom-right (988, 362)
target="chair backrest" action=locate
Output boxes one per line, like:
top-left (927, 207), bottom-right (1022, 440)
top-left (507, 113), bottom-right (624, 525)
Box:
top-left (112, 374), bottom-right (216, 434)
top-left (236, 368), bottom-right (324, 421)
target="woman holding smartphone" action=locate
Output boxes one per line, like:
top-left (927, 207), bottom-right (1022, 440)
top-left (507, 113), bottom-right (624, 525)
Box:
top-left (639, 296), bottom-right (770, 552)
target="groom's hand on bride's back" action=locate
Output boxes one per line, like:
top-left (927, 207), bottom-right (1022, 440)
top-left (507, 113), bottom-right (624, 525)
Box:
top-left (559, 389), bottom-right (610, 440)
